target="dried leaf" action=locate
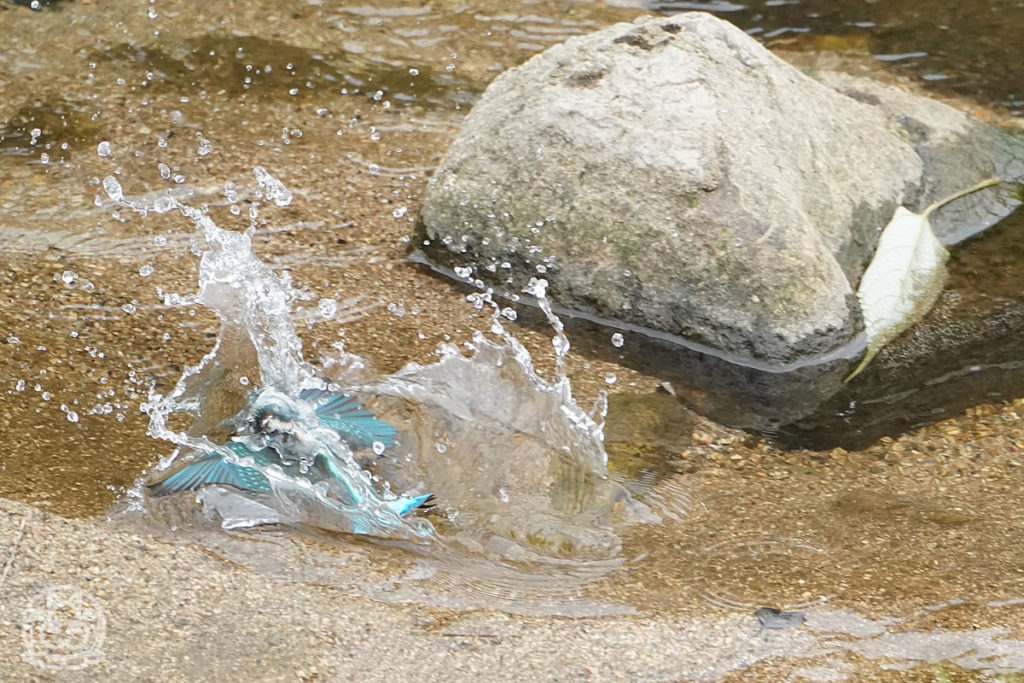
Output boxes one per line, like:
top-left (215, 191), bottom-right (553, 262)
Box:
top-left (845, 177), bottom-right (1001, 382)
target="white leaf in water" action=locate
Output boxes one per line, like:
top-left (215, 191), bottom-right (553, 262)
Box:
top-left (846, 177), bottom-right (1001, 382)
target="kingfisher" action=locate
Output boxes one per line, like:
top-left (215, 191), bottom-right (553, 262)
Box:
top-left (148, 386), bottom-right (434, 535)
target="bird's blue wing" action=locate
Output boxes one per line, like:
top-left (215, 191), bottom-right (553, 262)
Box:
top-left (148, 443), bottom-right (274, 496)
top-left (299, 388), bottom-right (398, 449)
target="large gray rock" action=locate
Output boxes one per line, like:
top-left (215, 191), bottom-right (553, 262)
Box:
top-left (418, 11), bottom-right (1022, 368)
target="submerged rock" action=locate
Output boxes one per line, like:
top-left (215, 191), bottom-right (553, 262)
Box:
top-left (416, 11), bottom-right (1024, 441)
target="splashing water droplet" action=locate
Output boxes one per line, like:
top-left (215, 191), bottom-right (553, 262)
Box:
top-left (611, 333), bottom-right (624, 348)
top-left (103, 176), bottom-right (123, 202)
top-left (153, 196), bottom-right (177, 214)
top-left (318, 299), bottom-right (338, 318)
top-left (139, 265), bottom-right (154, 277)
top-left (97, 141), bottom-right (112, 157)
top-left (253, 166), bottom-right (292, 207)
top-left (67, 410), bottom-right (80, 423)
top-left (604, 373), bottom-right (617, 385)
top-left (372, 441), bottom-right (386, 456)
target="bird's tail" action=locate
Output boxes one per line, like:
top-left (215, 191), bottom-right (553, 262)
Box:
top-left (383, 493), bottom-right (436, 517)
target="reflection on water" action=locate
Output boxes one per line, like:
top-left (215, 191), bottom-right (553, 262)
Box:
top-left (2, 0), bottom-right (1024, 678)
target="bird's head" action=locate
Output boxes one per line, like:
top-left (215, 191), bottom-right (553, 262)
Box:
top-left (247, 387), bottom-right (303, 435)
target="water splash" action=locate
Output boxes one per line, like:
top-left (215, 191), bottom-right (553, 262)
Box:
top-left (109, 168), bottom-right (650, 562)
top-left (107, 170), bottom-right (432, 540)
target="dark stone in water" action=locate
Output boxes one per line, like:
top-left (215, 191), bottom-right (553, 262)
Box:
top-left (3, 0), bottom-right (60, 8)
top-left (754, 607), bottom-right (806, 630)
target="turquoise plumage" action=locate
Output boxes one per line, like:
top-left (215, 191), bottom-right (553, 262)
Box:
top-left (297, 388), bottom-right (399, 449)
top-left (148, 386), bottom-right (433, 533)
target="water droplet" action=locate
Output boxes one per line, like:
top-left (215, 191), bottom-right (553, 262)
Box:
top-left (15, 380), bottom-right (25, 391)
top-left (604, 373), bottom-right (617, 385)
top-left (97, 141), bottom-right (112, 157)
top-left (500, 307), bottom-right (517, 321)
top-left (318, 299), bottom-right (338, 318)
top-left (372, 441), bottom-right (386, 456)
top-left (392, 206), bottom-right (408, 219)
top-left (139, 265), bottom-right (154, 277)
top-left (611, 333), bottom-right (625, 348)
top-left (103, 175), bottom-right (123, 201)
top-left (39, 152), bottom-right (50, 165)
top-left (454, 266), bottom-right (472, 279)
top-left (157, 163), bottom-right (171, 179)
top-left (253, 166), bottom-right (293, 207)
top-left (409, 68), bottom-right (420, 76)
top-left (67, 410), bottom-right (80, 423)
top-left (6, 335), bottom-right (20, 344)
top-left (239, 376), bottom-right (250, 386)
top-left (435, 443), bottom-right (448, 454)
top-left (122, 302), bottom-right (137, 314)
top-left (197, 139), bottom-right (214, 156)
top-left (153, 235), bottom-right (168, 246)
top-left (61, 270), bottom-right (77, 285)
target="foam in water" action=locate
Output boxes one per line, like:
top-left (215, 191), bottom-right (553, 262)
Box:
top-left (110, 168), bottom-right (650, 559)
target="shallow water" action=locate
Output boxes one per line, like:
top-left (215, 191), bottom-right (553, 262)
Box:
top-left (2, 0), bottom-right (1024, 679)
